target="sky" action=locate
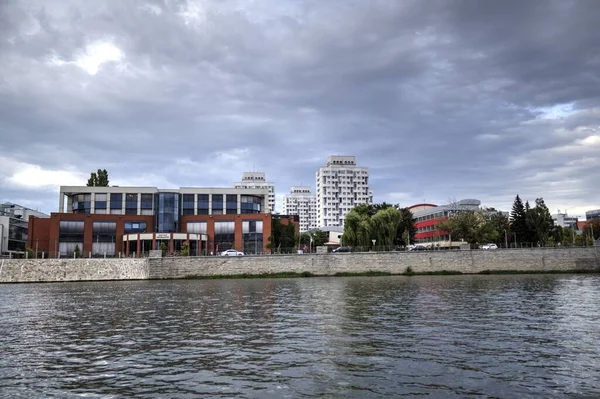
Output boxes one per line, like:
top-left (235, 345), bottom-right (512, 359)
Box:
top-left (1, 0), bottom-right (599, 217)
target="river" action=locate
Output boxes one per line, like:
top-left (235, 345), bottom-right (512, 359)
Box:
top-left (1, 275), bottom-right (599, 398)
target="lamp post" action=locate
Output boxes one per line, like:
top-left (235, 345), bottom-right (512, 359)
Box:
top-left (504, 229), bottom-right (508, 249)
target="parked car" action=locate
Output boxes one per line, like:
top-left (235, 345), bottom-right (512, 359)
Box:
top-left (221, 249), bottom-right (244, 256)
top-left (332, 246), bottom-right (351, 253)
top-left (481, 244), bottom-right (498, 250)
top-left (409, 245), bottom-right (428, 251)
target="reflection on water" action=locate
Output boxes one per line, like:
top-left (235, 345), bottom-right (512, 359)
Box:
top-left (1, 275), bottom-right (599, 398)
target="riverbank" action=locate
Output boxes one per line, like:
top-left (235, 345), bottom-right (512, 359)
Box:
top-left (1, 247), bottom-right (598, 283)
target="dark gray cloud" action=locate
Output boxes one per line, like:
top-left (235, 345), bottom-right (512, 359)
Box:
top-left (1, 0), bottom-right (599, 216)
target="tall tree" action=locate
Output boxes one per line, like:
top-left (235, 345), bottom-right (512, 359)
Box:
top-left (371, 207), bottom-right (402, 247)
top-left (528, 198), bottom-right (553, 246)
top-left (438, 211), bottom-right (499, 245)
top-left (395, 207), bottom-right (416, 246)
top-left (510, 195), bottom-right (529, 244)
top-left (87, 169), bottom-right (109, 187)
top-left (486, 209), bottom-right (510, 246)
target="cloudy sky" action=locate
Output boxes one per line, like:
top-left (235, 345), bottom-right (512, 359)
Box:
top-left (1, 0), bottom-right (599, 216)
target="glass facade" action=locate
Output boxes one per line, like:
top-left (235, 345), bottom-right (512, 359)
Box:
top-left (212, 194), bottom-right (224, 215)
top-left (141, 194), bottom-right (153, 216)
top-left (125, 193), bottom-right (138, 215)
top-left (155, 192), bottom-right (180, 233)
top-left (58, 220), bottom-right (84, 256)
top-left (110, 193), bottom-right (123, 214)
top-left (124, 221), bottom-right (147, 234)
top-left (92, 221), bottom-right (116, 256)
top-left (241, 195), bottom-right (262, 214)
top-left (187, 222), bottom-right (207, 234)
top-left (197, 194), bottom-right (209, 215)
top-left (182, 194), bottom-right (195, 216)
top-left (242, 220), bottom-right (263, 254)
top-left (72, 194), bottom-right (91, 214)
top-left (94, 193), bottom-right (107, 213)
top-left (214, 221), bottom-right (234, 252)
top-left (226, 194), bottom-right (237, 214)
top-left (8, 219), bottom-right (28, 252)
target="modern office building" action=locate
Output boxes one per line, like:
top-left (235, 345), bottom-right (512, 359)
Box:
top-left (28, 186), bottom-right (278, 257)
top-left (1, 203), bottom-right (48, 255)
top-left (282, 186), bottom-right (317, 233)
top-left (409, 199), bottom-right (481, 246)
top-left (316, 156), bottom-right (372, 228)
top-left (234, 172), bottom-right (276, 214)
top-left (552, 212), bottom-right (579, 229)
top-left (586, 209), bottom-right (600, 221)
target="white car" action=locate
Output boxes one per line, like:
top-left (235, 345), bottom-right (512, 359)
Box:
top-left (481, 244), bottom-right (498, 250)
top-left (221, 249), bottom-right (244, 256)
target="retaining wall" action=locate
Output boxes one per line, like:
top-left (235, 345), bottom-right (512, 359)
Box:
top-left (148, 247), bottom-right (600, 279)
top-left (0, 258), bottom-right (148, 283)
top-left (1, 248), bottom-right (598, 283)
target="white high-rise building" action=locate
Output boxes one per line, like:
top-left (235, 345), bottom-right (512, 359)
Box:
top-left (282, 186), bottom-right (317, 233)
top-left (316, 155), bottom-right (373, 228)
top-left (234, 172), bottom-right (276, 213)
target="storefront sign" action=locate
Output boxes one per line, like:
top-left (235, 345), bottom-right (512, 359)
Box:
top-left (155, 233), bottom-right (171, 239)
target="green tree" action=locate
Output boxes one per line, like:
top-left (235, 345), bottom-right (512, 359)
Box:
top-left (438, 211), bottom-right (499, 245)
top-left (87, 169), bottom-right (109, 187)
top-left (583, 219), bottom-right (600, 240)
top-left (160, 242), bottom-right (167, 255)
top-left (74, 244), bottom-right (81, 258)
top-left (510, 195), bottom-right (531, 245)
top-left (180, 241), bottom-right (190, 256)
top-left (267, 219), bottom-right (297, 253)
top-left (371, 207), bottom-right (402, 247)
top-left (485, 208), bottom-right (510, 246)
top-left (395, 207), bottom-right (416, 246)
top-left (527, 198), bottom-right (553, 246)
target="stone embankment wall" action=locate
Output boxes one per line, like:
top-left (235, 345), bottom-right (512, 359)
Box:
top-left (149, 247), bottom-right (600, 279)
top-left (0, 258), bottom-right (148, 283)
top-left (1, 248), bottom-right (598, 283)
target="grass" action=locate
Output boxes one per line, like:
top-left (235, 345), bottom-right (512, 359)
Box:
top-left (333, 271), bottom-right (392, 277)
top-left (478, 269), bottom-right (599, 275)
top-left (185, 271), bottom-right (315, 279)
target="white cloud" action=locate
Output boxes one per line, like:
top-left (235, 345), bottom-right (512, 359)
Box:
top-left (74, 41), bottom-right (124, 75)
top-left (0, 156), bottom-right (86, 190)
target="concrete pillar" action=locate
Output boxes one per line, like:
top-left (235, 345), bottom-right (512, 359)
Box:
top-left (194, 193), bottom-right (198, 216)
top-left (237, 194), bottom-right (241, 214)
top-left (137, 193), bottom-right (141, 216)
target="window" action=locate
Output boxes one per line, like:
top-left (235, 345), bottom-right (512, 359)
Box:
top-left (110, 193), bottom-right (123, 210)
top-left (59, 220), bottom-right (84, 256)
top-left (187, 222), bottom-right (207, 234)
top-left (95, 193), bottom-right (107, 210)
top-left (72, 194), bottom-right (91, 214)
top-left (197, 194), bottom-right (209, 215)
top-left (241, 195), bottom-right (262, 214)
top-left (226, 194), bottom-right (237, 214)
top-left (92, 221), bottom-right (116, 256)
top-left (126, 193), bottom-right (138, 215)
top-left (182, 194), bottom-right (195, 216)
top-left (214, 220), bottom-right (235, 251)
top-left (155, 192), bottom-right (180, 233)
top-left (124, 221), bottom-right (147, 234)
top-left (212, 194), bottom-right (223, 215)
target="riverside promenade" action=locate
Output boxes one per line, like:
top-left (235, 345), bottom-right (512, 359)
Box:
top-left (1, 247), bottom-right (599, 283)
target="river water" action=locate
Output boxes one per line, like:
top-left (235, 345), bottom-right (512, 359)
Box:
top-left (1, 275), bottom-right (599, 398)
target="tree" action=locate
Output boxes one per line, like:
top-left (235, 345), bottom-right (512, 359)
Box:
top-left (438, 211), bottom-right (499, 245)
top-left (160, 242), bottom-right (167, 256)
top-left (267, 219), bottom-right (297, 253)
top-left (527, 198), bottom-right (553, 246)
top-left (510, 195), bottom-right (531, 245)
top-left (583, 219), bottom-right (600, 240)
top-left (74, 244), bottom-right (81, 258)
top-left (395, 207), bottom-right (416, 246)
top-left (180, 242), bottom-right (190, 256)
top-left (486, 209), bottom-right (510, 246)
top-left (87, 169), bottom-right (109, 187)
top-left (371, 207), bottom-right (402, 247)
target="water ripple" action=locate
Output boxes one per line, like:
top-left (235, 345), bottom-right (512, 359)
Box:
top-left (1, 275), bottom-right (600, 398)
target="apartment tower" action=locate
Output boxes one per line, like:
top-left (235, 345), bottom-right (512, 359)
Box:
top-left (282, 186), bottom-right (317, 233)
top-left (316, 156), bottom-right (372, 228)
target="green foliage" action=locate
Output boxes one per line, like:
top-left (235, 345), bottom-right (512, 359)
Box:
top-left (268, 219), bottom-right (297, 253)
top-left (180, 241), bottom-right (190, 256)
top-left (438, 210), bottom-right (499, 244)
top-left (160, 242), bottom-right (167, 255)
top-left (510, 195), bottom-right (529, 244)
top-left (87, 169), bottom-right (109, 187)
top-left (343, 204), bottom-right (416, 248)
top-left (25, 247), bottom-right (34, 258)
top-left (74, 244), bottom-right (81, 258)
top-left (527, 198), bottom-right (553, 245)
top-left (299, 229), bottom-right (328, 247)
